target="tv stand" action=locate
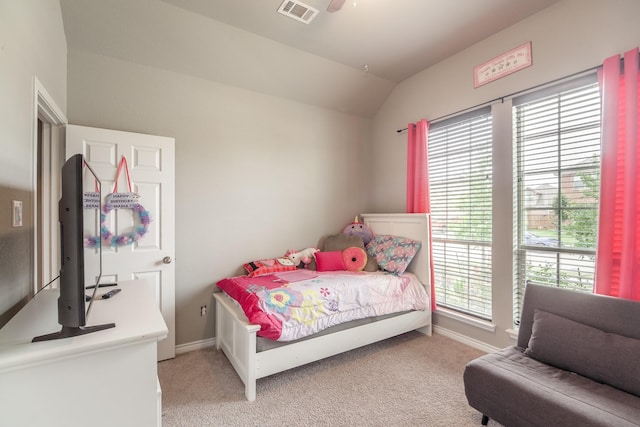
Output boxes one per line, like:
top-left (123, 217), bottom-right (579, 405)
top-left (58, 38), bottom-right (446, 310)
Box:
top-left (32, 323), bottom-right (116, 342)
top-left (0, 280), bottom-right (167, 427)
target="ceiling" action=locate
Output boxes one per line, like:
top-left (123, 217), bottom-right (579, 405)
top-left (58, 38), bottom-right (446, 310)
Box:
top-left (158, 0), bottom-right (560, 82)
top-left (60, 0), bottom-right (561, 117)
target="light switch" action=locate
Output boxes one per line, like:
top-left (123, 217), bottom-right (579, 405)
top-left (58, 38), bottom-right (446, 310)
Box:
top-left (12, 200), bottom-right (22, 227)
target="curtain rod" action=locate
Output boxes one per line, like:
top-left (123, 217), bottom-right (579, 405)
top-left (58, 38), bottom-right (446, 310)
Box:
top-left (395, 64), bottom-right (602, 134)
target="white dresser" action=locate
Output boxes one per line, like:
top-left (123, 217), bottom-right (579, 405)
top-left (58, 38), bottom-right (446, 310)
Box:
top-left (0, 280), bottom-right (168, 427)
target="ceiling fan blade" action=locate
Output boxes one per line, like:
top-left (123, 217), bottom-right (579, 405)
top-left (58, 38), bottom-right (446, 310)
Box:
top-left (327, 0), bottom-right (346, 13)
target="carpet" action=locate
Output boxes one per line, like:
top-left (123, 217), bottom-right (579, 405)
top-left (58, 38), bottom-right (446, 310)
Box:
top-left (158, 331), bottom-right (490, 426)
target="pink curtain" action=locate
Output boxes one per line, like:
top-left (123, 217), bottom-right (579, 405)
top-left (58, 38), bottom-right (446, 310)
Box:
top-left (406, 119), bottom-right (436, 310)
top-left (595, 48), bottom-right (640, 301)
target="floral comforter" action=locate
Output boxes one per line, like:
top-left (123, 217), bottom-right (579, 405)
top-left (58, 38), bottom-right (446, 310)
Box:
top-left (216, 269), bottom-right (429, 341)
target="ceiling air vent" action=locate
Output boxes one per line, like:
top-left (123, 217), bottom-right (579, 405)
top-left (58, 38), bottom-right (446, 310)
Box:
top-left (277, 0), bottom-right (319, 24)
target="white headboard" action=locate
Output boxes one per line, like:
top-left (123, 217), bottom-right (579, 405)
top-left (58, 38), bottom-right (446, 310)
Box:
top-left (360, 213), bottom-right (431, 298)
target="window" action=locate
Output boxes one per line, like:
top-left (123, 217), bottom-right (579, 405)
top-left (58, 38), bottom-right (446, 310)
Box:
top-left (429, 108), bottom-right (493, 319)
top-left (513, 76), bottom-right (601, 323)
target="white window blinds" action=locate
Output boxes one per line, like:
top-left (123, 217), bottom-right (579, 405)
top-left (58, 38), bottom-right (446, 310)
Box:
top-left (429, 108), bottom-right (493, 319)
top-left (513, 76), bottom-right (601, 325)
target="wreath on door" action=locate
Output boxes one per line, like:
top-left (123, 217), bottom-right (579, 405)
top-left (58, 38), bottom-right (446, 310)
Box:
top-left (84, 156), bottom-right (151, 248)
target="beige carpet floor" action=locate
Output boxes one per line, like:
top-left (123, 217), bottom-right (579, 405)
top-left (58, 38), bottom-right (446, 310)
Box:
top-left (158, 331), bottom-right (491, 427)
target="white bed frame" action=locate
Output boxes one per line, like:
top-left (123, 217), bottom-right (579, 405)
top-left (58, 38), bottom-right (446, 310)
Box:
top-left (213, 213), bottom-right (432, 401)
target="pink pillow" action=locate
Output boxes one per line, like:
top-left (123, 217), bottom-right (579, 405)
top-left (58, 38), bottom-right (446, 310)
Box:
top-left (243, 257), bottom-right (297, 277)
top-left (315, 251), bottom-right (346, 272)
top-left (342, 247), bottom-right (367, 271)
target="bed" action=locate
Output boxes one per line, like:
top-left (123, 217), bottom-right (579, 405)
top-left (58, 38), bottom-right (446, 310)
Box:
top-left (213, 213), bottom-right (432, 401)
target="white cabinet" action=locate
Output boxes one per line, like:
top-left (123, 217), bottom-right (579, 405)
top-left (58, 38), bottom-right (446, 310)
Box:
top-left (0, 280), bottom-right (168, 427)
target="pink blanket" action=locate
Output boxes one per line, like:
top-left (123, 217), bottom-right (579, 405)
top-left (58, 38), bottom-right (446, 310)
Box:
top-left (216, 270), bottom-right (429, 341)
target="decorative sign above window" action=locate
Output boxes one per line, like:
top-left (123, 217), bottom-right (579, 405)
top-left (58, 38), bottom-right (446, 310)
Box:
top-left (474, 42), bottom-right (533, 88)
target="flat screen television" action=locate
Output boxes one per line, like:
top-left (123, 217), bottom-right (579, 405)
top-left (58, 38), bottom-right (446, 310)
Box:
top-left (32, 154), bottom-right (114, 342)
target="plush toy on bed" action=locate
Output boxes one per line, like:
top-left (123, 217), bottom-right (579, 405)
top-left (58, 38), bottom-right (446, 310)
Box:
top-left (285, 247), bottom-right (319, 267)
top-left (342, 216), bottom-right (374, 245)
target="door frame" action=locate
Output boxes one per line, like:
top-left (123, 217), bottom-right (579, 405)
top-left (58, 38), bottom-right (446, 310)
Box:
top-left (33, 77), bottom-right (67, 291)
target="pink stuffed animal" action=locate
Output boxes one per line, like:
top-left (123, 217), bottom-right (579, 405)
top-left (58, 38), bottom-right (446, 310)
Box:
top-left (285, 247), bottom-right (319, 266)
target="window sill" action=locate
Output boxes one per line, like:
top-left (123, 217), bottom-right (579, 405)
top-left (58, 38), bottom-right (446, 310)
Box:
top-left (435, 308), bottom-right (497, 333)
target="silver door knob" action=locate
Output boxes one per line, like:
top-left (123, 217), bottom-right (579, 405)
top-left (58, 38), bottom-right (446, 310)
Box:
top-left (162, 256), bottom-right (172, 264)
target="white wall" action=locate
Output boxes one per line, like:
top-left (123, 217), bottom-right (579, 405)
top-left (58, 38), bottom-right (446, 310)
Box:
top-left (371, 0), bottom-right (640, 348)
top-left (0, 0), bottom-right (67, 188)
top-left (67, 50), bottom-right (373, 345)
top-left (0, 0), bottom-right (67, 323)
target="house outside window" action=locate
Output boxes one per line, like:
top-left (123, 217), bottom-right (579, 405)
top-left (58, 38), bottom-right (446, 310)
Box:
top-left (513, 76), bottom-right (601, 323)
top-left (427, 74), bottom-right (601, 325)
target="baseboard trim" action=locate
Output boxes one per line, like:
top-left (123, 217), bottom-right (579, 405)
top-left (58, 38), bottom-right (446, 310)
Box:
top-left (175, 338), bottom-right (216, 355)
top-left (433, 325), bottom-right (500, 354)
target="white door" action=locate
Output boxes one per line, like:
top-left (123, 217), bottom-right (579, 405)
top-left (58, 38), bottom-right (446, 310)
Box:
top-left (66, 125), bottom-right (175, 361)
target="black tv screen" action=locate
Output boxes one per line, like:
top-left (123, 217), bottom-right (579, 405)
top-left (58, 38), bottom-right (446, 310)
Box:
top-left (33, 154), bottom-right (114, 342)
top-left (59, 154), bottom-right (88, 327)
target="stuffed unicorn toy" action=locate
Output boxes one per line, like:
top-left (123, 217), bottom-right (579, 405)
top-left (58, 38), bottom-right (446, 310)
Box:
top-left (342, 216), bottom-right (374, 244)
top-left (285, 247), bottom-right (319, 266)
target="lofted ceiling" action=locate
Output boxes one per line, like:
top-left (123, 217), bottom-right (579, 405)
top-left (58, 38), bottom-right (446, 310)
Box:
top-left (159, 0), bottom-right (560, 82)
top-left (60, 0), bottom-right (561, 117)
